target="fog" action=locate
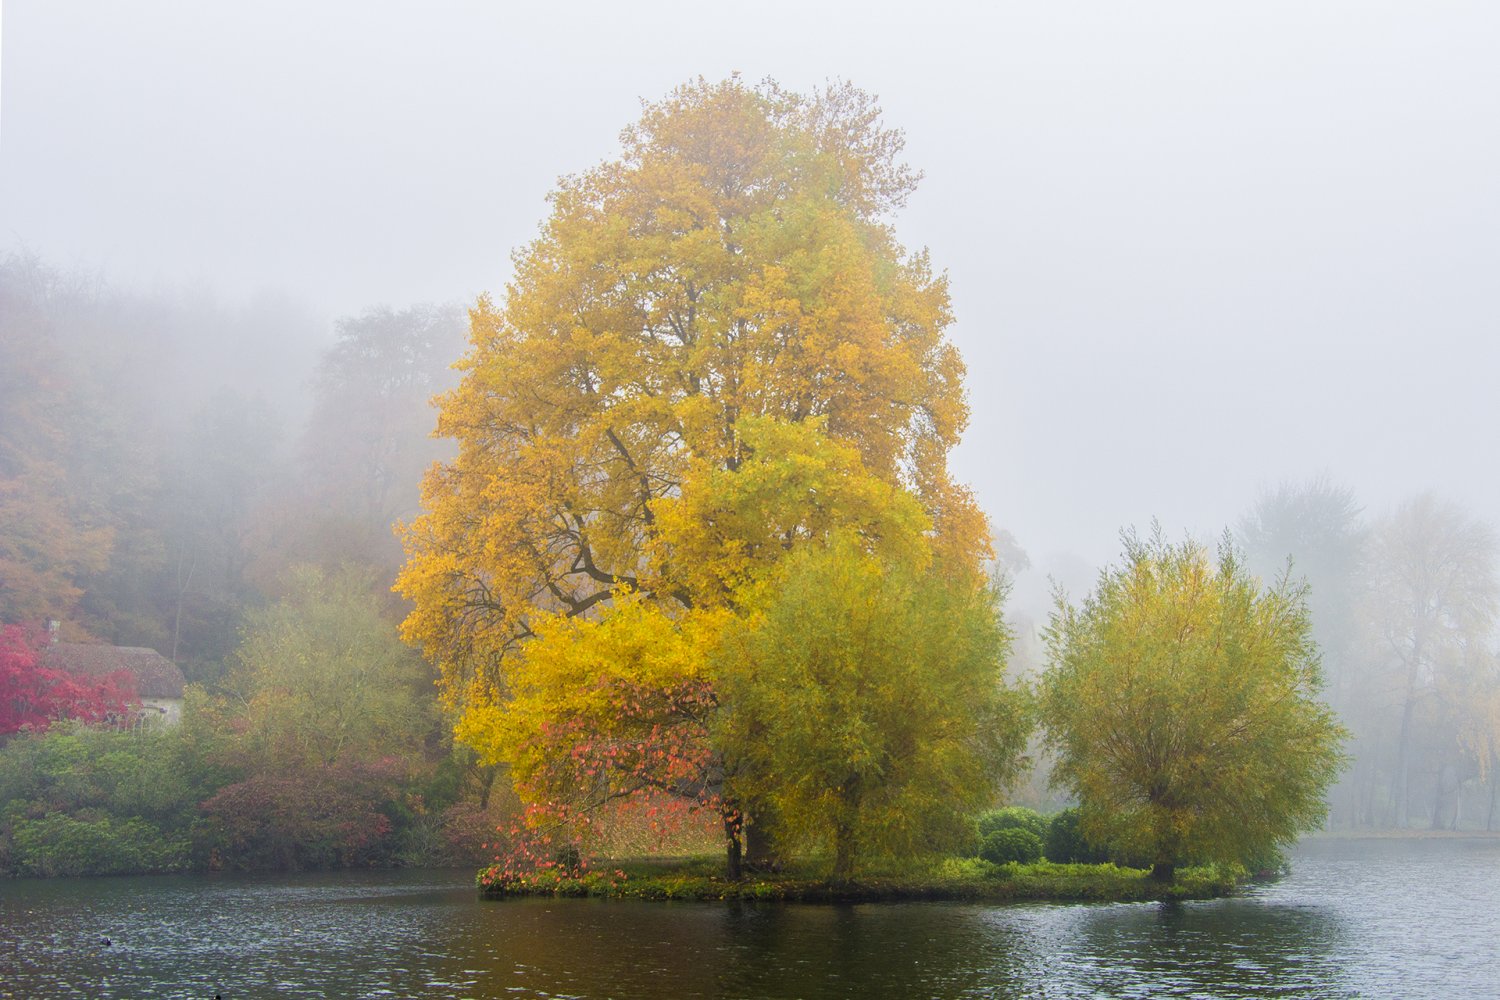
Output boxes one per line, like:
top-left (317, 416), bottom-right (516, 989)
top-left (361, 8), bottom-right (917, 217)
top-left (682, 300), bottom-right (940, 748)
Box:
top-left (6, 1), bottom-right (1496, 578)
top-left (2, 1), bottom-right (1500, 839)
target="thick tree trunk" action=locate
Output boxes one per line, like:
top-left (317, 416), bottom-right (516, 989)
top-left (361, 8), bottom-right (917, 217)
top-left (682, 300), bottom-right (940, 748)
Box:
top-left (829, 779), bottom-right (862, 885)
top-left (1150, 861), bottom-right (1176, 883)
top-left (722, 809), bottom-right (744, 881)
top-left (476, 765), bottom-right (497, 811)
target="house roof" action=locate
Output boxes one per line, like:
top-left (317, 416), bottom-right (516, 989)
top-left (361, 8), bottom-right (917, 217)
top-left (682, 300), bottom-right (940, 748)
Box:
top-left (42, 643), bottom-right (186, 700)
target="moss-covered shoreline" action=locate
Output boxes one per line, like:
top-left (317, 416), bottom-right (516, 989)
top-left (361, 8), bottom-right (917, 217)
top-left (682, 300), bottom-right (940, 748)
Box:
top-left (477, 857), bottom-right (1243, 904)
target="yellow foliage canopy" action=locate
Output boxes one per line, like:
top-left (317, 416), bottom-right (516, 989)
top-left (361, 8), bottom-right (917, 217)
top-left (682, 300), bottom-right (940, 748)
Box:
top-left (397, 78), bottom-right (988, 736)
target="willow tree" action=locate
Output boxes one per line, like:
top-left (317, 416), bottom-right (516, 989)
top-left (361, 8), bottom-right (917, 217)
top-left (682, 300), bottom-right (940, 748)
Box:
top-left (715, 538), bottom-right (1029, 883)
top-left (397, 78), bottom-right (990, 870)
top-left (1042, 531), bottom-right (1346, 882)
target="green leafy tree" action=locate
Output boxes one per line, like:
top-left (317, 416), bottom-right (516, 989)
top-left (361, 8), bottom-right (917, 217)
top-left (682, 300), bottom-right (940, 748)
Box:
top-left (228, 565), bottom-right (436, 769)
top-left (715, 538), bottom-right (1030, 883)
top-left (202, 566), bottom-right (456, 868)
top-left (1042, 530), bottom-right (1346, 881)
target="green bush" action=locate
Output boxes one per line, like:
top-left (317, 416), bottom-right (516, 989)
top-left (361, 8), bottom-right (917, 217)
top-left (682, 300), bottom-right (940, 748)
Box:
top-left (932, 856), bottom-right (1000, 881)
top-left (977, 806), bottom-right (1047, 840)
top-left (979, 827), bottom-right (1043, 865)
top-left (1044, 807), bottom-right (1110, 863)
top-left (0, 691), bottom-right (499, 877)
top-left (0, 725), bottom-right (213, 875)
top-left (8, 812), bottom-right (189, 876)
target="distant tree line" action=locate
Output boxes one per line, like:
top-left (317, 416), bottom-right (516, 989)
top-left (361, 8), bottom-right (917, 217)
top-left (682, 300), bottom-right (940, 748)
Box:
top-left (0, 252), bottom-right (466, 672)
top-left (0, 252), bottom-right (509, 873)
top-left (1237, 479), bottom-right (1500, 831)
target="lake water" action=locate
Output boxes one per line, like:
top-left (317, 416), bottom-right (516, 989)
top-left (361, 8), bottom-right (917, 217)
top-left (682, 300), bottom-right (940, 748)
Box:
top-left (1, 838), bottom-right (1496, 999)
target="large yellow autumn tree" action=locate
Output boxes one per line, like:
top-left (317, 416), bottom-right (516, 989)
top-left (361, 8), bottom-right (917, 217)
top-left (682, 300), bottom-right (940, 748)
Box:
top-left (398, 77), bottom-right (1006, 873)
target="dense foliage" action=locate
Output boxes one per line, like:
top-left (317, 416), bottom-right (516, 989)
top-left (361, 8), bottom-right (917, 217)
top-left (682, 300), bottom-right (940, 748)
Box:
top-left (978, 828), bottom-right (1044, 865)
top-left (0, 701), bottom-right (496, 877)
top-left (716, 540), bottom-right (1029, 881)
top-left (1042, 808), bottom-right (1111, 865)
top-left (1042, 531), bottom-right (1347, 880)
top-left (977, 806), bottom-right (1048, 841)
top-left (0, 570), bottom-right (505, 876)
top-left (0, 724), bottom-right (205, 875)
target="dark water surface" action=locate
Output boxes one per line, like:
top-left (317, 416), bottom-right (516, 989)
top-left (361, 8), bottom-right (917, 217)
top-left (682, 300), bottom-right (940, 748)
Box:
top-left (2, 838), bottom-right (1496, 999)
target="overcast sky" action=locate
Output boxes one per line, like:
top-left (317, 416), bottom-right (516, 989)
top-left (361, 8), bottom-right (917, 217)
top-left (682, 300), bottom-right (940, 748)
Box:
top-left (4, 1), bottom-right (1497, 598)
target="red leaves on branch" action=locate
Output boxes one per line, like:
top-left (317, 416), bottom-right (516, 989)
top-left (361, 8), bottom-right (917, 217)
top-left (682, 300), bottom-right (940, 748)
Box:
top-left (0, 624), bottom-right (137, 735)
top-left (518, 676), bottom-right (723, 834)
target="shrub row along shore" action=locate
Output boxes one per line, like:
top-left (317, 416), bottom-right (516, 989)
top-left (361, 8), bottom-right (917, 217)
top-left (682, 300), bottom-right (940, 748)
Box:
top-left (477, 857), bottom-right (1244, 904)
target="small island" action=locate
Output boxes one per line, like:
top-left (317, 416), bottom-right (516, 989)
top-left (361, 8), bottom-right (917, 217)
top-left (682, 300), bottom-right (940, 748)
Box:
top-left (477, 856), bottom-right (1243, 905)
top-left (475, 804), bottom-right (1270, 907)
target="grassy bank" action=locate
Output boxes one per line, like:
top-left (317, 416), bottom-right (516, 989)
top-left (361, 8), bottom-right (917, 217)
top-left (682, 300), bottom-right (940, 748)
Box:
top-left (477, 856), bottom-right (1243, 904)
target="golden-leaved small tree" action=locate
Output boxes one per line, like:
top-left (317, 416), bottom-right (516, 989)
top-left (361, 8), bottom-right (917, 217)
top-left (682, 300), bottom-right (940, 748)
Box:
top-left (1042, 531), bottom-right (1347, 881)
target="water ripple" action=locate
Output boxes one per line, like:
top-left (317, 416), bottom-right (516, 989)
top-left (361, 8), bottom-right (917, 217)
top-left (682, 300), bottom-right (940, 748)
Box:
top-left (2, 840), bottom-right (1496, 999)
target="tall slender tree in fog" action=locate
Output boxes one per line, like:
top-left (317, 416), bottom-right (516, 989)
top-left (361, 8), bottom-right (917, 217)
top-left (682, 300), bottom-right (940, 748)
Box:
top-left (1366, 495), bottom-right (1498, 827)
top-left (1238, 478), bottom-right (1367, 825)
top-left (1238, 478), bottom-right (1366, 658)
top-left (161, 394), bottom-right (283, 670)
top-left (280, 304), bottom-right (466, 583)
top-left (1454, 644), bottom-right (1500, 830)
top-left (1239, 484), bottom-right (1500, 830)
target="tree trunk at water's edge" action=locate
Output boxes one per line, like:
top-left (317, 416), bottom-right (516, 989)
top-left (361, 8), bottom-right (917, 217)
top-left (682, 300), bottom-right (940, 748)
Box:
top-left (722, 809), bottom-right (744, 881)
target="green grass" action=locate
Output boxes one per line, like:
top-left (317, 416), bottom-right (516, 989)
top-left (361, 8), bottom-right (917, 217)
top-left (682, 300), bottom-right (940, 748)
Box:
top-left (476, 854), bottom-right (1243, 903)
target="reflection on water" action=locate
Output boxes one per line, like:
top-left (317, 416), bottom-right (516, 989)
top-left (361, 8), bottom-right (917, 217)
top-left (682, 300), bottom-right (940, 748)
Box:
top-left (1, 838), bottom-right (1495, 999)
